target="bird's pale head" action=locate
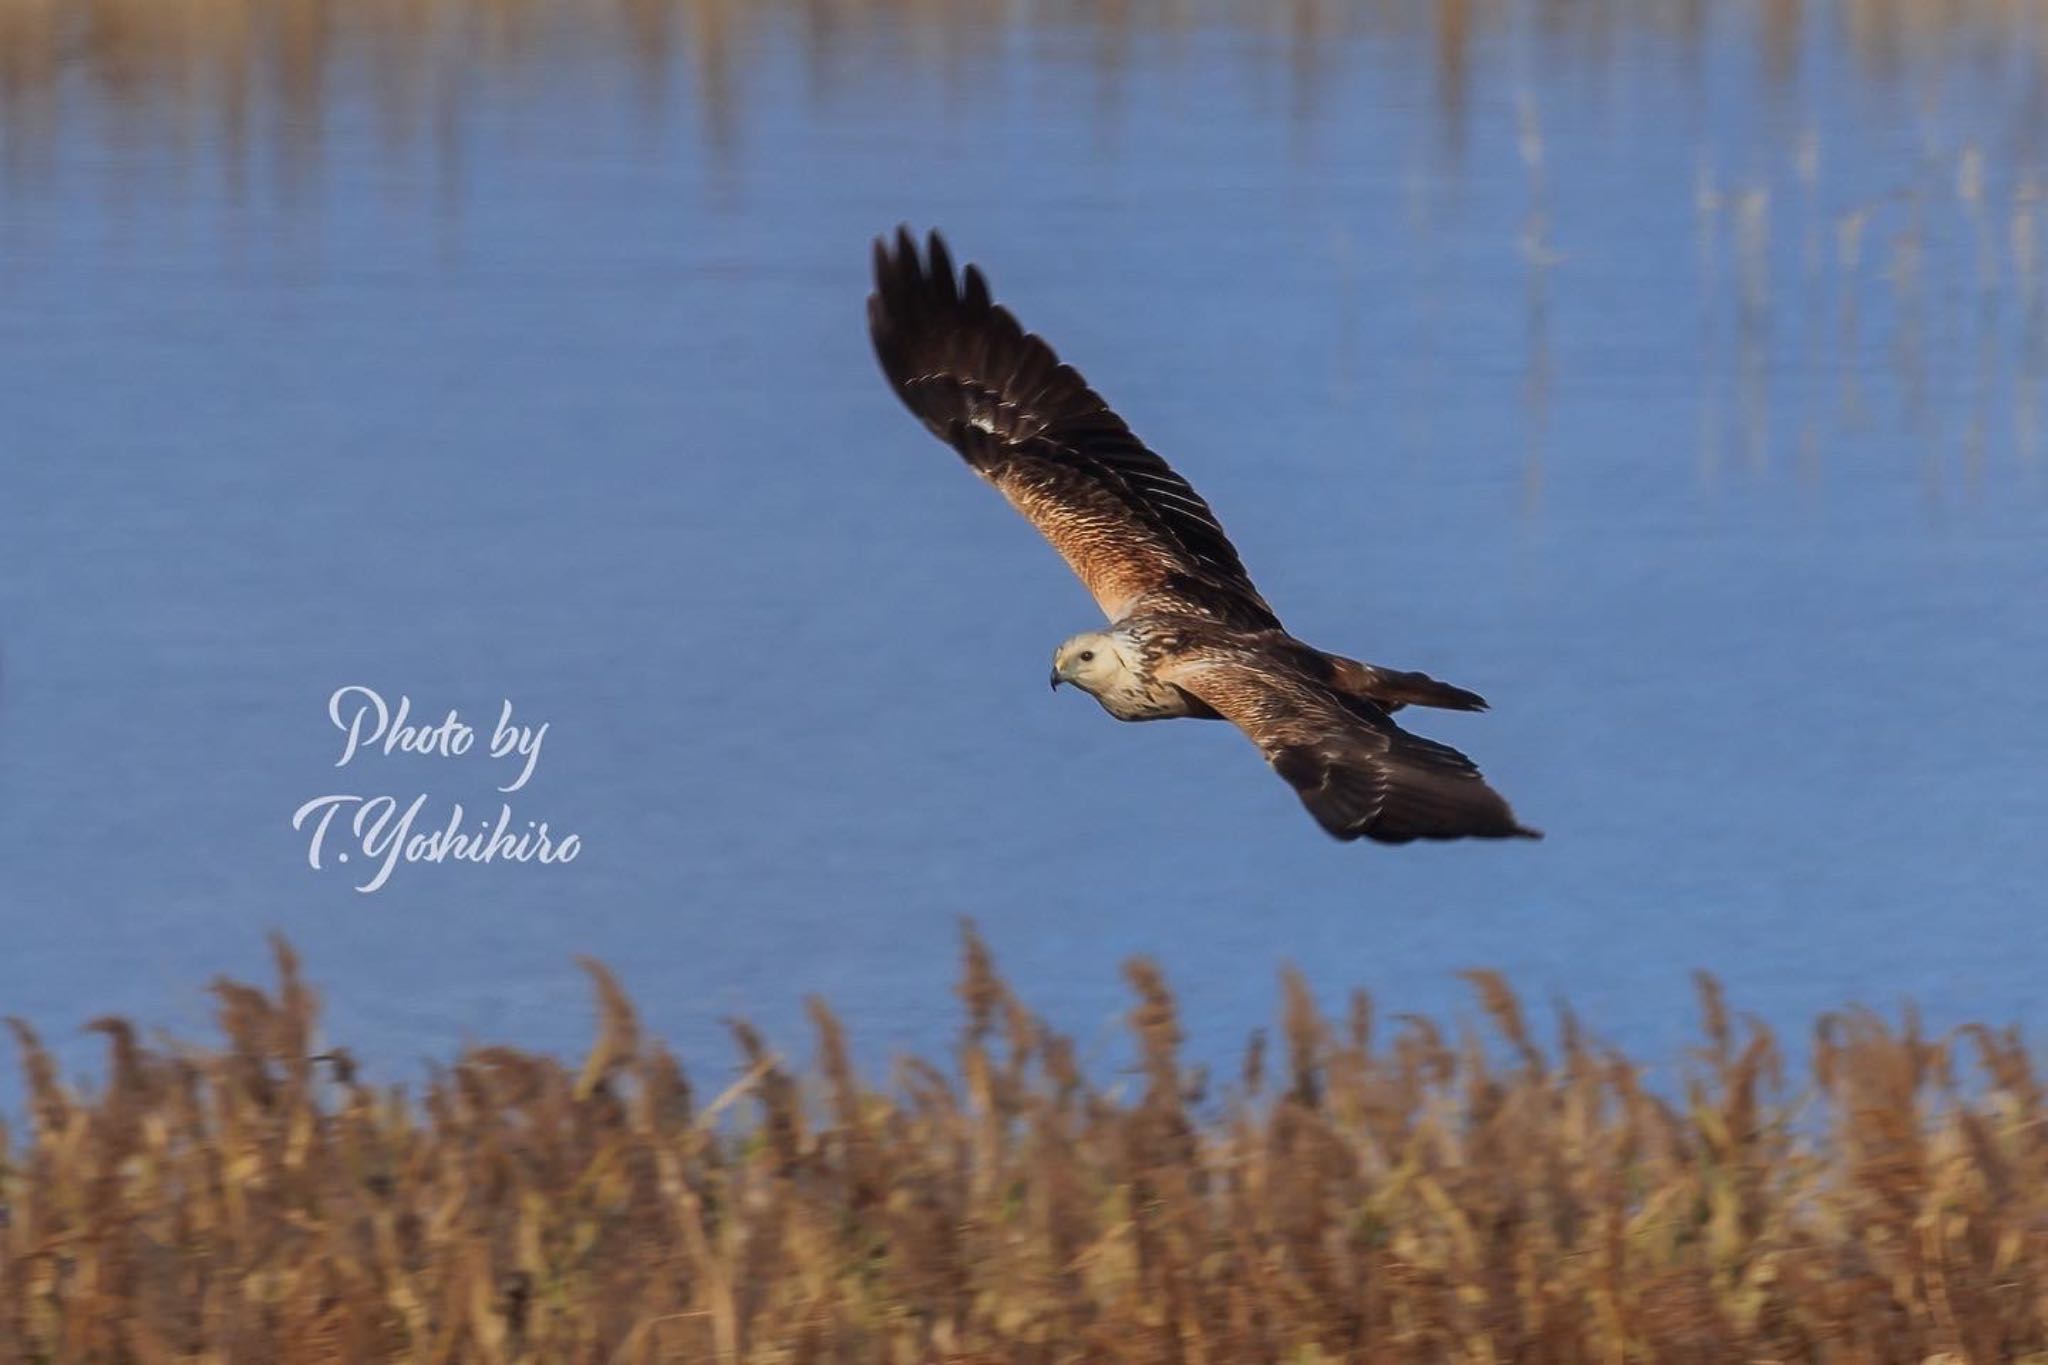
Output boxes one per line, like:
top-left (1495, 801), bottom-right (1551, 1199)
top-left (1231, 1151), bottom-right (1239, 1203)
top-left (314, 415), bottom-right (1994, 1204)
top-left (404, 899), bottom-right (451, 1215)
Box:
top-left (1049, 632), bottom-right (1125, 695)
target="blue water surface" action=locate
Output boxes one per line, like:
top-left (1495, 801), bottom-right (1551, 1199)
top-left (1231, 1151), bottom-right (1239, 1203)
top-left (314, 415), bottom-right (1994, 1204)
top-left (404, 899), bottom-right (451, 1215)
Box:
top-left (1, 3), bottom-right (2044, 1092)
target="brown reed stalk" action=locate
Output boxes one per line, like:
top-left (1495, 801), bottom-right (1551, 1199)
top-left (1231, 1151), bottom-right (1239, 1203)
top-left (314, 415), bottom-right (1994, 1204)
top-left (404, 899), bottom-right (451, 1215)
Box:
top-left (6, 932), bottom-right (2048, 1361)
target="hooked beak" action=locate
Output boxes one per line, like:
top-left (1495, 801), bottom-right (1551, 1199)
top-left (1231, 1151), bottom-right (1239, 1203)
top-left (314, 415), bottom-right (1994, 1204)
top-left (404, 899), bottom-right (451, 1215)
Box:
top-left (1048, 668), bottom-right (1063, 691)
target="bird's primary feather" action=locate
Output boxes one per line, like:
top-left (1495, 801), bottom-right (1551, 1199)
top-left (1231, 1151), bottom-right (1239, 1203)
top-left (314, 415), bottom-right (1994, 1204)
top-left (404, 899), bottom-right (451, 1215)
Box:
top-left (1156, 645), bottom-right (1539, 844)
top-left (868, 228), bottom-right (1280, 630)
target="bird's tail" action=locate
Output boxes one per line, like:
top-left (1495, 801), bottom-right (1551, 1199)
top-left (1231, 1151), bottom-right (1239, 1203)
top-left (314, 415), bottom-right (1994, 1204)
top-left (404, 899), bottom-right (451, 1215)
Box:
top-left (1325, 655), bottom-right (1489, 713)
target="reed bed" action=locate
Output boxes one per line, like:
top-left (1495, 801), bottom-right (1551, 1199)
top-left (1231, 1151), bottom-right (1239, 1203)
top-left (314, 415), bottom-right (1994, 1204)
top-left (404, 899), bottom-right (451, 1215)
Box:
top-left (3, 934), bottom-right (2045, 1363)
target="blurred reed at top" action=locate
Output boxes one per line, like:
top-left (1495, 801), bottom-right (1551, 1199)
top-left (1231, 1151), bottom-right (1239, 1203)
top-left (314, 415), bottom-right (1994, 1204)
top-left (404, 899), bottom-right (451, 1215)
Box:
top-left (5, 0), bottom-right (2048, 187)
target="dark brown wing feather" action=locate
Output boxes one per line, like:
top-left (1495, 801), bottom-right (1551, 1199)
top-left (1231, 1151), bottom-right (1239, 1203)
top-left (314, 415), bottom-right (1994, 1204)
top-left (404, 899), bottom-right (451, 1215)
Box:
top-left (1157, 647), bottom-right (1539, 845)
top-left (868, 227), bottom-right (1278, 629)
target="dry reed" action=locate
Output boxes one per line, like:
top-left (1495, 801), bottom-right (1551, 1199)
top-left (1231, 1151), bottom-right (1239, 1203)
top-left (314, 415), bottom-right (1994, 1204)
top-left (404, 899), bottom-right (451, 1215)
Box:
top-left (4, 933), bottom-right (2047, 1363)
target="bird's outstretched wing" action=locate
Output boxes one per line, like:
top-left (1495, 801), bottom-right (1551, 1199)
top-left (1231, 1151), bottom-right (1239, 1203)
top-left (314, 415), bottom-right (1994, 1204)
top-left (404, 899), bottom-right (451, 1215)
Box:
top-left (869, 228), bottom-right (1279, 630)
top-left (1156, 646), bottom-right (1540, 844)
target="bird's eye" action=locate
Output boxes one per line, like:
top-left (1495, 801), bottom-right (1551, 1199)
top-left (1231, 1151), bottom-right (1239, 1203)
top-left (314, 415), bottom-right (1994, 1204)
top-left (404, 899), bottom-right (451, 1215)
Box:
top-left (1079, 650), bottom-right (1095, 662)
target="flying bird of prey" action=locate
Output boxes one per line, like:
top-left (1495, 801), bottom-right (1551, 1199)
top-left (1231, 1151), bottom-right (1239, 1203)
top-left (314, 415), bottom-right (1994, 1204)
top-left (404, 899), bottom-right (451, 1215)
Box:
top-left (868, 229), bottom-right (1539, 844)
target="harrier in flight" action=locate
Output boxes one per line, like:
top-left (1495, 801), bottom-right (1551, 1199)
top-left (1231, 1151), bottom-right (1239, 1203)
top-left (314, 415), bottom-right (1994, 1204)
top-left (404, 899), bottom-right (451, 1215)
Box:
top-left (868, 230), bottom-right (1538, 844)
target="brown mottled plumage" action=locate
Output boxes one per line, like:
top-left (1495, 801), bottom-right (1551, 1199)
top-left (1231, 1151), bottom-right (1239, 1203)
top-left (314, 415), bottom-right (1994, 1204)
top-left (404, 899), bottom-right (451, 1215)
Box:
top-left (869, 228), bottom-right (1538, 845)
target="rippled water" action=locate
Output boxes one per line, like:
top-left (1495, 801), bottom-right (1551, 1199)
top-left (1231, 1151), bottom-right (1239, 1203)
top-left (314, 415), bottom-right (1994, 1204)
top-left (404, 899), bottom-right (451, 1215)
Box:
top-left (3, 1), bottom-right (2045, 1084)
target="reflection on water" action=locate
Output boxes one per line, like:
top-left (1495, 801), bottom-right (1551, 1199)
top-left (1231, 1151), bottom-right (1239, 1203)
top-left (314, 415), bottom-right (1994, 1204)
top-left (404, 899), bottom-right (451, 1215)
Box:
top-left (3, 0), bottom-right (2047, 1083)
